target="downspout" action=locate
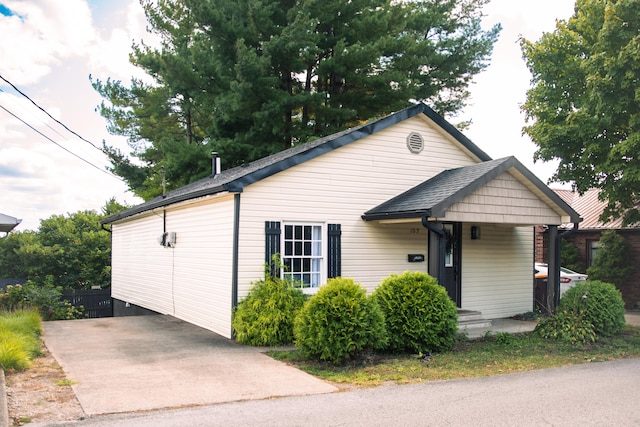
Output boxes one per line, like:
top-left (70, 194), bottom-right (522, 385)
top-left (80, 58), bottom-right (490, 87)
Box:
top-left (163, 209), bottom-right (167, 235)
top-left (421, 216), bottom-right (447, 286)
top-left (231, 193), bottom-right (241, 338)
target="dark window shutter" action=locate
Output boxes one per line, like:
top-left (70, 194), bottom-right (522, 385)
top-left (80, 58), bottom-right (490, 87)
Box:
top-left (327, 224), bottom-right (341, 278)
top-left (265, 221), bottom-right (281, 277)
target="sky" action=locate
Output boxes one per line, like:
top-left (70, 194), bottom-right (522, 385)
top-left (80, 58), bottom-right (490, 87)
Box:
top-left (0, 0), bottom-right (576, 232)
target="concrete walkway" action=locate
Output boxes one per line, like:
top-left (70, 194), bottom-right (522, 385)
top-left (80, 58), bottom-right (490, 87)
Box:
top-left (462, 318), bottom-right (538, 339)
top-left (42, 316), bottom-right (337, 416)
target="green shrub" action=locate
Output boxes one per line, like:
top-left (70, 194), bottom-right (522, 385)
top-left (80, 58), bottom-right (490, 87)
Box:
top-left (0, 279), bottom-right (84, 321)
top-left (559, 280), bottom-right (626, 336)
top-left (0, 310), bottom-right (43, 371)
top-left (373, 271), bottom-right (458, 353)
top-left (534, 311), bottom-right (596, 344)
top-left (294, 277), bottom-right (387, 364)
top-left (0, 309), bottom-right (42, 337)
top-left (233, 276), bottom-right (306, 346)
top-left (0, 333), bottom-right (31, 371)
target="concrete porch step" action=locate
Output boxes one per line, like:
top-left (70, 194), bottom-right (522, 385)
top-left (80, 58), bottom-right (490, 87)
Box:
top-left (457, 310), bottom-right (493, 330)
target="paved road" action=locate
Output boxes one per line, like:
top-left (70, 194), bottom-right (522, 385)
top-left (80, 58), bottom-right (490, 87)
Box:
top-left (40, 358), bottom-right (640, 427)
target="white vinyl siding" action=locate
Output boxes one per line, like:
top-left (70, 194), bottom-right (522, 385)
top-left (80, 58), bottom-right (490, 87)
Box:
top-left (443, 172), bottom-right (563, 225)
top-left (460, 224), bottom-right (534, 318)
top-left (237, 116), bottom-right (468, 294)
top-left (111, 111), bottom-right (561, 333)
top-left (111, 212), bottom-right (175, 315)
top-left (111, 193), bottom-right (236, 338)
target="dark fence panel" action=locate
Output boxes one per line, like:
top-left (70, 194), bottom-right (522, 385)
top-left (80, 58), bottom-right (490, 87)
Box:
top-left (61, 289), bottom-right (113, 318)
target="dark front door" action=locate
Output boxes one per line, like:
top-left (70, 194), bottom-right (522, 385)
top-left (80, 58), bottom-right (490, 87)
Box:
top-left (442, 222), bottom-right (461, 306)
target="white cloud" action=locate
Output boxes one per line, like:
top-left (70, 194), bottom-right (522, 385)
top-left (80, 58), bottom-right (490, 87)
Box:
top-left (0, 0), bottom-right (142, 231)
top-left (0, 0), bottom-right (96, 85)
top-left (87, 0), bottom-right (160, 83)
top-left (459, 0), bottom-right (575, 185)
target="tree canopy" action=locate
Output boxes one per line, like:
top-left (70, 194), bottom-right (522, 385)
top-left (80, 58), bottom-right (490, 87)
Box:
top-left (521, 0), bottom-right (640, 225)
top-left (0, 198), bottom-right (128, 290)
top-left (94, 0), bottom-right (501, 200)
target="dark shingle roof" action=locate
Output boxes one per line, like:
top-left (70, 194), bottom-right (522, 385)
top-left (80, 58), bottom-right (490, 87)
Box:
top-left (103, 103), bottom-right (492, 224)
top-left (362, 156), bottom-right (581, 222)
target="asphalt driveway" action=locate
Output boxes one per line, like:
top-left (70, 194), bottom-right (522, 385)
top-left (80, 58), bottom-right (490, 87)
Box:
top-left (43, 315), bottom-right (337, 415)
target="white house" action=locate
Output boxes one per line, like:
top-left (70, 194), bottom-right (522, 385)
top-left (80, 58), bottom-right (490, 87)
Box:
top-left (102, 103), bottom-right (580, 339)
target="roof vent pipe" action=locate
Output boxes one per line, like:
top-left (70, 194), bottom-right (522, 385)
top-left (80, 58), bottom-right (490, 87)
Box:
top-left (212, 152), bottom-right (221, 177)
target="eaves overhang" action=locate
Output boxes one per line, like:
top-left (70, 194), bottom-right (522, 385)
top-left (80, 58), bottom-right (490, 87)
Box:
top-left (101, 183), bottom-right (231, 225)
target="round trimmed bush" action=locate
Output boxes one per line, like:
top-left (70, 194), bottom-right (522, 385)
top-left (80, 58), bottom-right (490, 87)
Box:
top-left (558, 280), bottom-right (625, 336)
top-left (232, 276), bottom-right (306, 346)
top-left (373, 271), bottom-right (458, 353)
top-left (293, 277), bottom-right (387, 364)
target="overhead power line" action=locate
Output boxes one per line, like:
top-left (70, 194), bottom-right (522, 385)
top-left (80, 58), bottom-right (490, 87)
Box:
top-left (0, 87), bottom-right (70, 142)
top-left (0, 103), bottom-right (120, 180)
top-left (0, 73), bottom-right (104, 153)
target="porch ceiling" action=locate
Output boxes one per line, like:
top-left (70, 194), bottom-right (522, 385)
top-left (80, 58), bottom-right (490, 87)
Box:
top-left (361, 157), bottom-right (581, 226)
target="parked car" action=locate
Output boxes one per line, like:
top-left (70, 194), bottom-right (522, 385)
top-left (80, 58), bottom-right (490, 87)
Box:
top-left (534, 263), bottom-right (588, 296)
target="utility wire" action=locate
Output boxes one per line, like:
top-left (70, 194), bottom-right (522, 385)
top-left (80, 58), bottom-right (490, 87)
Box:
top-left (0, 103), bottom-right (120, 180)
top-left (0, 87), bottom-right (71, 142)
top-left (0, 73), bottom-right (104, 153)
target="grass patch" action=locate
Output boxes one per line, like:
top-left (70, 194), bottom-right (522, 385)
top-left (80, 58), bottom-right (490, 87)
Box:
top-left (269, 325), bottom-right (640, 387)
top-left (0, 310), bottom-right (43, 371)
top-left (56, 379), bottom-right (78, 387)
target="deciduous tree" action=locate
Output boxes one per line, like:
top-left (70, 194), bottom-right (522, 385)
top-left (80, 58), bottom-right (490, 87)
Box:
top-left (521, 0), bottom-right (640, 225)
top-left (0, 199), bottom-right (128, 290)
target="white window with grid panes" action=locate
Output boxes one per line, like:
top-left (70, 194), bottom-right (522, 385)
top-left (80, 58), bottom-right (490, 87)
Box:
top-left (283, 223), bottom-right (323, 291)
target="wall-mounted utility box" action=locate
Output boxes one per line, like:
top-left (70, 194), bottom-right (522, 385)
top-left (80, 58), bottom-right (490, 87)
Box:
top-left (167, 232), bottom-right (176, 245)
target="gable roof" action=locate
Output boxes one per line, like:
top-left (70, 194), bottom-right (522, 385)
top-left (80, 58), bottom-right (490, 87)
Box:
top-left (554, 188), bottom-right (640, 229)
top-left (362, 156), bottom-right (581, 223)
top-left (103, 103), bottom-right (492, 224)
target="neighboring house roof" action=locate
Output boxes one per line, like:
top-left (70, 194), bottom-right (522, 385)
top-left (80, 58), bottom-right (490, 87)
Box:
top-left (0, 213), bottom-right (22, 233)
top-left (553, 188), bottom-right (640, 229)
top-left (103, 103), bottom-right (492, 225)
top-left (362, 156), bottom-right (580, 222)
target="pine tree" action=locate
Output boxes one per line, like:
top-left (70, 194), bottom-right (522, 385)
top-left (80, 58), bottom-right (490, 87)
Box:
top-left (95, 0), bottom-right (500, 200)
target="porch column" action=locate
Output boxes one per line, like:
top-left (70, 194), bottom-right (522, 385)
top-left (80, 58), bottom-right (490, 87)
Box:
top-left (547, 224), bottom-right (560, 312)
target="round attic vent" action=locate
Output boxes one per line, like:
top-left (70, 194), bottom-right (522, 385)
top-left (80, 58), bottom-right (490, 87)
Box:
top-left (406, 132), bottom-right (424, 154)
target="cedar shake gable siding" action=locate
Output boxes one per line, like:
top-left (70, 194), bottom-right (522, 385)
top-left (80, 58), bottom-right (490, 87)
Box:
top-left (363, 157), bottom-right (580, 225)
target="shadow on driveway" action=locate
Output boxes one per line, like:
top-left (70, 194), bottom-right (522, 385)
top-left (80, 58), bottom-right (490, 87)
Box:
top-left (43, 315), bottom-right (337, 415)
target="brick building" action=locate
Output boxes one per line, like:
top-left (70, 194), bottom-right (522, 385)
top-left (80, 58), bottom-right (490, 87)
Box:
top-left (536, 189), bottom-right (640, 309)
